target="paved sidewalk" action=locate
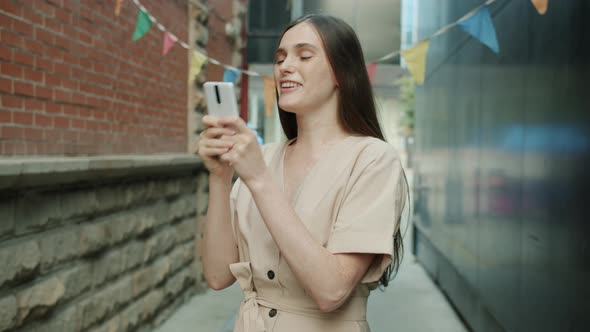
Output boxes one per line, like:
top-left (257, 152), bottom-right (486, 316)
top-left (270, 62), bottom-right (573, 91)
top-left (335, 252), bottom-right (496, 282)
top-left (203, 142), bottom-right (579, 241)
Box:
top-left (155, 236), bottom-right (468, 332)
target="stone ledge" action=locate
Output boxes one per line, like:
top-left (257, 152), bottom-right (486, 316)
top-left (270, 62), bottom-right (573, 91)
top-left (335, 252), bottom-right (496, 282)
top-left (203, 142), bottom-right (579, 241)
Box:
top-left (0, 154), bottom-right (204, 191)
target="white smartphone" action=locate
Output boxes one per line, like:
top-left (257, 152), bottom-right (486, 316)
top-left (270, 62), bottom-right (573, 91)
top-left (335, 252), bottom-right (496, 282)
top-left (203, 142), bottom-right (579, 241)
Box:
top-left (203, 82), bottom-right (239, 118)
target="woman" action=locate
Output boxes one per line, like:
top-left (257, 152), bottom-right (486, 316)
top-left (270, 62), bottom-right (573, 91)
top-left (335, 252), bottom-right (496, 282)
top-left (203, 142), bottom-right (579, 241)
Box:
top-left (197, 14), bottom-right (408, 332)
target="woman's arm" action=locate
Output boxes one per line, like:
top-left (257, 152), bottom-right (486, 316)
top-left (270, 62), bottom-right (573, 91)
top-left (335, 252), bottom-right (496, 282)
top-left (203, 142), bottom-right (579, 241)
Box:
top-left (217, 117), bottom-right (375, 312)
top-left (247, 172), bottom-right (374, 312)
top-left (196, 116), bottom-right (240, 290)
top-left (201, 174), bottom-right (239, 290)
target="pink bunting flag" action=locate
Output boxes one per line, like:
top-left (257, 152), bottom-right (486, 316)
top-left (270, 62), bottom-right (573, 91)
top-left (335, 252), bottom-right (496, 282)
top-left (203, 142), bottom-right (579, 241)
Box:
top-left (366, 62), bottom-right (377, 82)
top-left (162, 32), bottom-right (176, 56)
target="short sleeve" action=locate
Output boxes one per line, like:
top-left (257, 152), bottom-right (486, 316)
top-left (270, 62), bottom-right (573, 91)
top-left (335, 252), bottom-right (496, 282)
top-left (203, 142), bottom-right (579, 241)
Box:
top-left (326, 144), bottom-right (407, 283)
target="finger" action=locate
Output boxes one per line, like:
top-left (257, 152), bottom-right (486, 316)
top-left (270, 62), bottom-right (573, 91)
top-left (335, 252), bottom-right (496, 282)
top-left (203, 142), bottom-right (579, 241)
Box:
top-left (202, 115), bottom-right (221, 127)
top-left (202, 138), bottom-right (234, 149)
top-left (201, 127), bottom-right (236, 139)
top-left (218, 116), bottom-right (250, 133)
top-left (199, 146), bottom-right (231, 157)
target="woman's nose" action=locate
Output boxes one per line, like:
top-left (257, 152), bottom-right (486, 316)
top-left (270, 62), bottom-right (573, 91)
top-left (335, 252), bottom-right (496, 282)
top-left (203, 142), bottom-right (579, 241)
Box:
top-left (279, 57), bottom-right (295, 73)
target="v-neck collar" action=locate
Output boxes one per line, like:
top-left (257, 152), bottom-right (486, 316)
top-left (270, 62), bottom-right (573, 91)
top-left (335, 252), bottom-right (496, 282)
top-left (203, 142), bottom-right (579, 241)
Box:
top-left (279, 136), bottom-right (356, 205)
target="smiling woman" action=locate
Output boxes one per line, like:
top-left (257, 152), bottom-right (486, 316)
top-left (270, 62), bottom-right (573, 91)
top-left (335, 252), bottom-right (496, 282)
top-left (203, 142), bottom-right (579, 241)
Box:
top-left (197, 14), bottom-right (408, 332)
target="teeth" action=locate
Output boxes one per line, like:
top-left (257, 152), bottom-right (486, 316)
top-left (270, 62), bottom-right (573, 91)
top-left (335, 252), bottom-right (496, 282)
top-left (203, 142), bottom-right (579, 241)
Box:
top-left (281, 82), bottom-right (302, 88)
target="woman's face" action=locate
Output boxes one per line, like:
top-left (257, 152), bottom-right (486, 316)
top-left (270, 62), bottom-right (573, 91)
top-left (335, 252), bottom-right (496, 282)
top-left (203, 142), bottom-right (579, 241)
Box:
top-left (274, 22), bottom-right (339, 114)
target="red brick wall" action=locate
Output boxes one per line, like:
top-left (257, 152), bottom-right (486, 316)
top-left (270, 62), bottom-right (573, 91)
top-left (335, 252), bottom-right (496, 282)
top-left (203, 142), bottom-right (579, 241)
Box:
top-left (0, 0), bottom-right (189, 156)
top-left (206, 0), bottom-right (234, 82)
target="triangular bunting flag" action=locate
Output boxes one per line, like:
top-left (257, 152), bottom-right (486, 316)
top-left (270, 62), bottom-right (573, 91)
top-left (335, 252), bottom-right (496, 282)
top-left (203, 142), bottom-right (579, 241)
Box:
top-left (263, 77), bottom-right (276, 116)
top-left (530, 0), bottom-right (548, 15)
top-left (366, 63), bottom-right (377, 82)
top-left (458, 7), bottom-right (499, 54)
top-left (400, 40), bottom-right (430, 85)
top-left (162, 32), bottom-right (176, 56)
top-left (223, 68), bottom-right (240, 83)
top-left (189, 52), bottom-right (207, 83)
top-left (115, 0), bottom-right (123, 16)
top-left (132, 10), bottom-right (152, 41)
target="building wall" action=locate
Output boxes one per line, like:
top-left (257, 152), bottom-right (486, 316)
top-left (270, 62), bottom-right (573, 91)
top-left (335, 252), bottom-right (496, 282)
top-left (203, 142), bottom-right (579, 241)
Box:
top-left (0, 156), bottom-right (207, 332)
top-left (411, 1), bottom-right (590, 331)
top-left (0, 0), bottom-right (189, 155)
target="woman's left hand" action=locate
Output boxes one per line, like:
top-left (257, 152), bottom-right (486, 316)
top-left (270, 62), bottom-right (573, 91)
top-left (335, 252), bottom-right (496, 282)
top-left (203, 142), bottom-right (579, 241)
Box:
top-left (218, 116), bottom-right (268, 186)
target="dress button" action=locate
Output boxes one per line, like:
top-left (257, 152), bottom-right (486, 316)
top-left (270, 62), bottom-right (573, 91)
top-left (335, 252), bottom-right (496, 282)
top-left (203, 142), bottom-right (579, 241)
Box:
top-left (269, 309), bottom-right (277, 317)
top-left (267, 270), bottom-right (275, 280)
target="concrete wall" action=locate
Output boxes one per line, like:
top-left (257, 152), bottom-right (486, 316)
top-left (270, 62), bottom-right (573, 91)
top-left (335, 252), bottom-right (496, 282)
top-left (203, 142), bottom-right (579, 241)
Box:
top-left (0, 156), bottom-right (208, 332)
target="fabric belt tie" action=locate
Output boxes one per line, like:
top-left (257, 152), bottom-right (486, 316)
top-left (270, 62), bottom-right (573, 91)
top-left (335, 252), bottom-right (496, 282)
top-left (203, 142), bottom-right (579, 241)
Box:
top-left (229, 262), bottom-right (265, 332)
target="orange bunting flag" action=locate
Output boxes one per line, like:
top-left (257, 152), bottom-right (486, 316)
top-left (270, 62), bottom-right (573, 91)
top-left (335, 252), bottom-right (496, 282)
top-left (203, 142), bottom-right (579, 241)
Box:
top-left (400, 39), bottom-right (430, 85)
top-left (115, 0), bottom-right (123, 16)
top-left (189, 52), bottom-right (207, 83)
top-left (162, 32), bottom-right (176, 56)
top-left (530, 0), bottom-right (548, 15)
top-left (263, 77), bottom-right (276, 116)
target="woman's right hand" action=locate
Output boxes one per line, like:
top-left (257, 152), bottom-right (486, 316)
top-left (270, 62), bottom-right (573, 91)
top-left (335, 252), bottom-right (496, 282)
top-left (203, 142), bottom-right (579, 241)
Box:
top-left (195, 115), bottom-right (236, 178)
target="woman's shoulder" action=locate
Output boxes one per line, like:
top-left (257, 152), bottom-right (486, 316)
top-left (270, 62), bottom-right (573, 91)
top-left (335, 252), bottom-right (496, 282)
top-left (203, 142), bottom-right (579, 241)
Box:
top-left (350, 136), bottom-right (400, 163)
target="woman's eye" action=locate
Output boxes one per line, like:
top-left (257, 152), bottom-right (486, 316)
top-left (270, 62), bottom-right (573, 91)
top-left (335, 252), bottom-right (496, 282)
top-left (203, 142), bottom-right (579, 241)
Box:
top-left (275, 59), bottom-right (285, 64)
top-left (301, 56), bottom-right (312, 61)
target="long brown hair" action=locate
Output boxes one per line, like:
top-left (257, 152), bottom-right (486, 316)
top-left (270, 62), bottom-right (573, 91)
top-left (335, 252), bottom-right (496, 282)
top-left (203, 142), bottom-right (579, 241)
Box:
top-left (276, 14), bottom-right (405, 287)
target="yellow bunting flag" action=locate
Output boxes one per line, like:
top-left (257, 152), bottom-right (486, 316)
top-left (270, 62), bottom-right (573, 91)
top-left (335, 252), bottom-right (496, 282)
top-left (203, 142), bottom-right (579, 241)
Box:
top-left (531, 0), bottom-right (548, 15)
top-left (263, 76), bottom-right (276, 116)
top-left (189, 52), bottom-right (207, 83)
top-left (115, 0), bottom-right (123, 16)
top-left (400, 39), bottom-right (430, 85)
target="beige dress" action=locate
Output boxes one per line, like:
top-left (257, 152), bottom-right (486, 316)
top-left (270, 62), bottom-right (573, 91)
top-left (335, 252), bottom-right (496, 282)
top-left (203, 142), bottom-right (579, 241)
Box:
top-left (229, 136), bottom-right (406, 332)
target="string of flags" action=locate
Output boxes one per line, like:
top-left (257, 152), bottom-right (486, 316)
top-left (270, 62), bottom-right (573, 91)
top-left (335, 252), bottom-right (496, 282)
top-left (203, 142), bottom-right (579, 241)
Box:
top-left (120, 0), bottom-right (549, 88)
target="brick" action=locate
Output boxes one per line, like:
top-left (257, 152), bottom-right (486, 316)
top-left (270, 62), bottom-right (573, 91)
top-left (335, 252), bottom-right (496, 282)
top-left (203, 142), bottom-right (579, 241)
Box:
top-left (23, 67), bottom-right (44, 83)
top-left (1, 30), bottom-right (22, 48)
top-left (0, 296), bottom-right (17, 332)
top-left (12, 18), bottom-right (33, 35)
top-left (17, 277), bottom-right (65, 325)
top-left (0, 45), bottom-right (12, 61)
top-left (24, 127), bottom-right (43, 141)
top-left (0, 78), bottom-right (12, 93)
top-left (1, 94), bottom-right (23, 109)
top-left (12, 111), bottom-right (33, 125)
top-left (13, 49), bottom-right (36, 67)
top-left (34, 113), bottom-right (52, 127)
top-left (39, 227), bottom-right (80, 271)
top-left (1, 63), bottom-right (23, 79)
top-left (0, 241), bottom-right (40, 288)
top-left (13, 81), bottom-right (35, 97)
top-left (35, 86), bottom-right (53, 99)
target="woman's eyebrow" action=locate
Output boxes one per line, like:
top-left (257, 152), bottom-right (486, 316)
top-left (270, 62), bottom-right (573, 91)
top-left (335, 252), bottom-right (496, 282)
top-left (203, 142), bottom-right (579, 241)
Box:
top-left (276, 43), bottom-right (319, 55)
